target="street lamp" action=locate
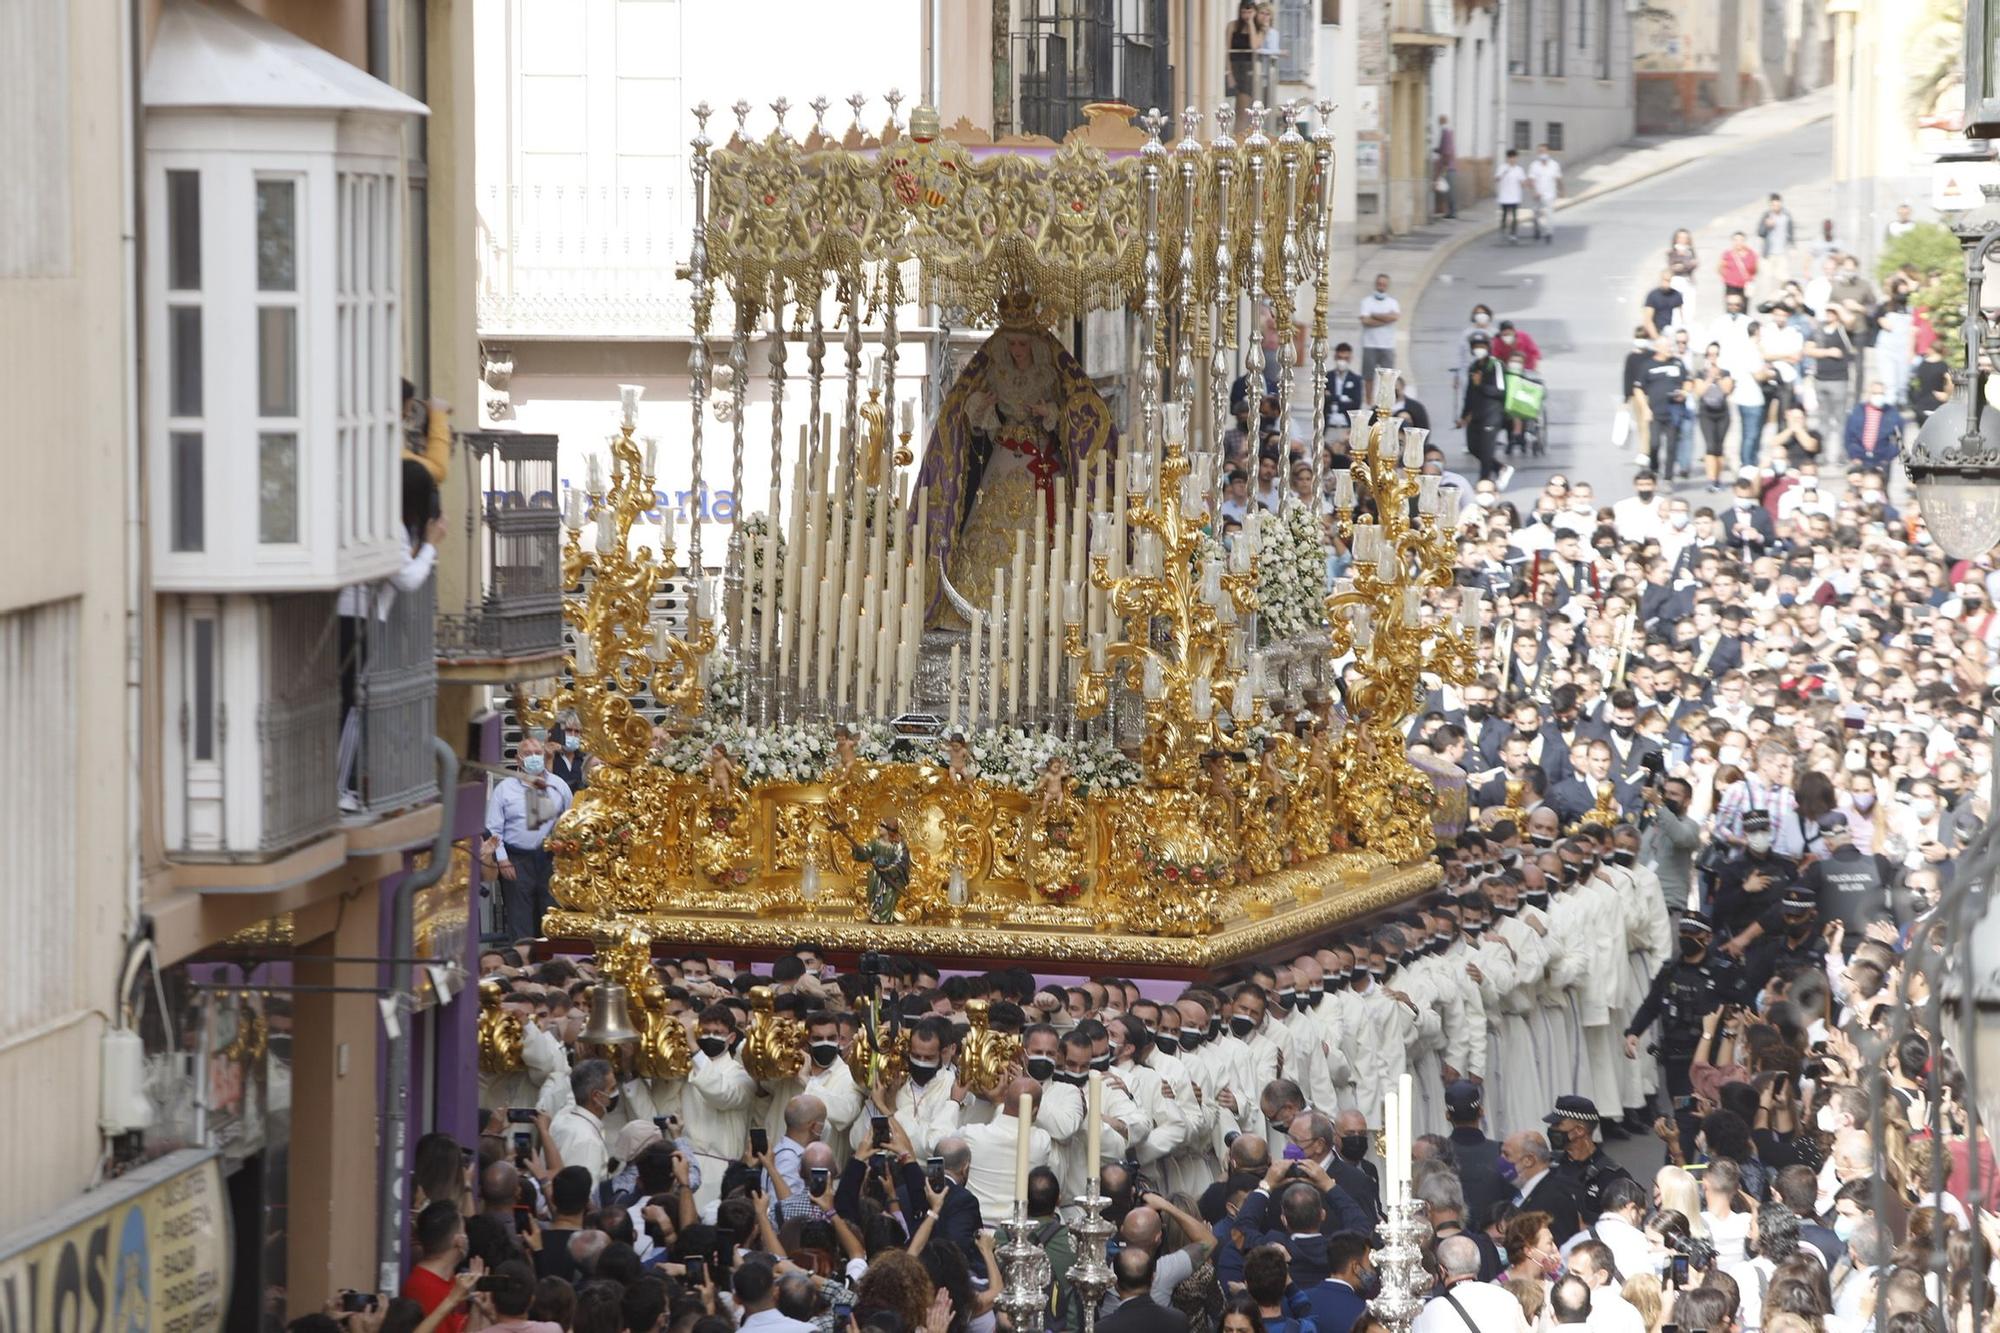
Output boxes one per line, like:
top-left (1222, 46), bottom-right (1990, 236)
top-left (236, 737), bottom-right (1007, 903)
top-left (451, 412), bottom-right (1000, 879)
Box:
top-left (1908, 381), bottom-right (2000, 557)
top-left (1968, 0), bottom-right (2000, 137)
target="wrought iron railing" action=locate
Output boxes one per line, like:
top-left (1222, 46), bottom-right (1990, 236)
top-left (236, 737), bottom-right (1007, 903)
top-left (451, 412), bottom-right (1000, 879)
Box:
top-left (436, 432), bottom-right (565, 672)
top-left (351, 576), bottom-right (440, 816)
top-left (259, 593), bottom-right (340, 852)
top-left (1015, 0), bottom-right (1174, 142)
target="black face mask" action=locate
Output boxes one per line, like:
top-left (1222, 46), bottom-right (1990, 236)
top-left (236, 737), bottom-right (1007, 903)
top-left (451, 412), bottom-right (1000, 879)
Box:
top-left (1276, 989), bottom-right (1296, 1012)
top-left (1180, 1029), bottom-right (1204, 1050)
top-left (1230, 1014), bottom-right (1257, 1038)
top-left (906, 1058), bottom-right (941, 1086)
top-left (1026, 1056), bottom-right (1057, 1083)
top-left (1613, 850), bottom-right (1637, 868)
top-left (1090, 1054), bottom-right (1114, 1072)
top-left (1785, 912), bottom-right (1815, 935)
top-left (1153, 1033), bottom-right (1180, 1056)
top-left (1515, 727), bottom-right (1540, 742)
top-left (1546, 1126), bottom-right (1570, 1154)
top-left (1299, 990), bottom-right (1322, 1010)
top-left (1680, 937), bottom-right (1707, 962)
top-left (605, 1092), bottom-right (621, 1114)
top-left (1530, 833), bottom-right (1555, 849)
top-left (1209, 1018), bottom-right (1224, 1040)
top-left (809, 1042), bottom-right (841, 1068)
top-left (1339, 1133), bottom-right (1371, 1162)
top-left (1525, 891), bottom-right (1551, 910)
top-left (1466, 704), bottom-right (1490, 722)
top-left (1325, 973), bottom-right (1348, 993)
top-left (698, 1036), bottom-right (729, 1059)
top-left (1382, 959), bottom-right (1400, 980)
top-left (1053, 1070), bottom-right (1088, 1087)
top-left (1612, 722), bottom-right (1635, 738)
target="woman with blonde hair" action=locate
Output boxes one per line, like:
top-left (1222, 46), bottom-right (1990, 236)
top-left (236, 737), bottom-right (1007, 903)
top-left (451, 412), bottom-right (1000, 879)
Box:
top-left (1655, 1165), bottom-right (1708, 1241)
top-left (1622, 1272), bottom-right (1665, 1333)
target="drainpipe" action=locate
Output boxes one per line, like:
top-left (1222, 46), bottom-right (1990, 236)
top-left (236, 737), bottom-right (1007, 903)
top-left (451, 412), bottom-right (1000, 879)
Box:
top-left (368, 0), bottom-right (390, 82)
top-left (376, 737), bottom-right (462, 1295)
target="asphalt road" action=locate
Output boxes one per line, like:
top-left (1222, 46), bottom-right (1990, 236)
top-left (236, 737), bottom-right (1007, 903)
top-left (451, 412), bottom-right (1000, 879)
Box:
top-left (1409, 120), bottom-right (1839, 508)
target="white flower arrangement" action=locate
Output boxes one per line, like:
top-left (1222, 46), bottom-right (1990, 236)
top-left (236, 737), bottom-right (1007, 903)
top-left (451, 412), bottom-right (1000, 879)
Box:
top-left (648, 720), bottom-right (1141, 794)
top-left (1257, 503), bottom-right (1330, 643)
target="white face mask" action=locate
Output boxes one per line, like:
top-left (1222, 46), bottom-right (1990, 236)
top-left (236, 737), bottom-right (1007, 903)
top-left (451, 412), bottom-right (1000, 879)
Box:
top-left (1719, 746), bottom-right (1744, 767)
top-left (1816, 1104), bottom-right (1841, 1133)
top-left (1472, 349), bottom-right (1489, 361)
top-left (1669, 513), bottom-right (1690, 530)
top-left (1746, 832), bottom-right (1775, 853)
top-left (1475, 313), bottom-right (1491, 326)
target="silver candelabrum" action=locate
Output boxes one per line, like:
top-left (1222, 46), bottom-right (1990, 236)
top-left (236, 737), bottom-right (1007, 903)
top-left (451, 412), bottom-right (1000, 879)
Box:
top-left (1368, 1199), bottom-right (1433, 1333)
top-left (997, 1200), bottom-right (1054, 1333)
top-left (1066, 1189), bottom-right (1117, 1333)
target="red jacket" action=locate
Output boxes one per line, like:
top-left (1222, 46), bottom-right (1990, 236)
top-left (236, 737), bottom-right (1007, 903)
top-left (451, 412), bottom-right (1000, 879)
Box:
top-left (1720, 246), bottom-right (1759, 288)
top-left (1493, 329), bottom-right (1541, 370)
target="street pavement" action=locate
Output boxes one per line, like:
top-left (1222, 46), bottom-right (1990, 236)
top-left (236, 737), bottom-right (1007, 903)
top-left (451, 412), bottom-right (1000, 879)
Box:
top-left (1408, 116), bottom-right (1839, 506)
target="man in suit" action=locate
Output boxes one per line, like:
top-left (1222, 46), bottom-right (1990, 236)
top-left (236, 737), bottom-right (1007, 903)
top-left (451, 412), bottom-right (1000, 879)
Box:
top-left (1843, 381), bottom-right (1906, 474)
top-left (1719, 476), bottom-right (1777, 553)
top-left (1235, 1160), bottom-right (1375, 1279)
top-left (1326, 342), bottom-right (1365, 432)
top-left (1441, 1081), bottom-right (1509, 1233)
top-left (1302, 1230), bottom-right (1373, 1333)
top-left (1598, 689), bottom-right (1662, 790)
top-left (1103, 1191), bottom-right (1217, 1320)
top-left (1501, 1130), bottom-right (1581, 1242)
top-left (904, 1137), bottom-right (985, 1276)
top-left (1096, 1245), bottom-right (1190, 1333)
top-left (1330, 1110), bottom-right (1381, 1222)
top-left (1547, 739), bottom-right (1641, 827)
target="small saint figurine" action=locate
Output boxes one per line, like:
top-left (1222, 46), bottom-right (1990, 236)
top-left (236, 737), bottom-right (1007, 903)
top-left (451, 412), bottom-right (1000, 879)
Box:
top-left (832, 816), bottom-right (911, 924)
top-left (943, 733), bottom-right (977, 785)
top-left (830, 726), bottom-right (860, 778)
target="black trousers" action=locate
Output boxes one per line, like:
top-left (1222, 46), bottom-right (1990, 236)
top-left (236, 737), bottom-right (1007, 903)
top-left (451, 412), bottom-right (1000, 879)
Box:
top-left (500, 845), bottom-right (556, 940)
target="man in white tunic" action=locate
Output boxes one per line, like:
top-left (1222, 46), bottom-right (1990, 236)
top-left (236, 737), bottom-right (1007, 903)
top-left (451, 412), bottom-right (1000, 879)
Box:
top-left (685, 1005), bottom-right (758, 1206)
top-left (763, 1011), bottom-right (865, 1170)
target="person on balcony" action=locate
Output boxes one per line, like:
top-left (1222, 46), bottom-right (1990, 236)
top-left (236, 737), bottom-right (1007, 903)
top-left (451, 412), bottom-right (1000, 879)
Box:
top-left (337, 457), bottom-right (446, 812)
top-left (485, 734), bottom-right (574, 939)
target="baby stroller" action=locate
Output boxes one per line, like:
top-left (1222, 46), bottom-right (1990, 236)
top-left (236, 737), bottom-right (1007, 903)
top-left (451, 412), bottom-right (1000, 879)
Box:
top-left (1504, 368), bottom-right (1548, 458)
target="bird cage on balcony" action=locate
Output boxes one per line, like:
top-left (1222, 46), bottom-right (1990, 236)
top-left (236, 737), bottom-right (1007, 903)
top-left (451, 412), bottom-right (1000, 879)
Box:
top-left (438, 432), bottom-right (565, 670)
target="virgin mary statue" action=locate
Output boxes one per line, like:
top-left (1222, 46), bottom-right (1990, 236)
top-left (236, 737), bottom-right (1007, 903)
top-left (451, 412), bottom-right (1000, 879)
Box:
top-left (918, 299), bottom-right (1117, 626)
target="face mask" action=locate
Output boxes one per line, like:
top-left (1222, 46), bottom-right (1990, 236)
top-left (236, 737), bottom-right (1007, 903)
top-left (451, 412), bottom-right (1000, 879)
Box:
top-left (1336, 359), bottom-right (1352, 370)
top-left (1090, 1054), bottom-right (1114, 1073)
top-left (1300, 990), bottom-right (1322, 1010)
top-left (1526, 891), bottom-right (1550, 910)
top-left (1477, 492), bottom-right (1498, 508)
top-left (1276, 989), bottom-right (1296, 1012)
top-left (1834, 1214), bottom-right (1862, 1243)
top-left (1358, 1269), bottom-right (1383, 1301)
top-left (1613, 722), bottom-right (1635, 738)
top-left (1339, 1133), bottom-right (1371, 1161)
top-left (521, 754), bottom-right (546, 775)
top-left (1853, 793), bottom-right (1876, 812)
top-left (698, 1036), bottom-right (729, 1059)
top-left (1230, 1014), bottom-right (1258, 1039)
top-left (1026, 1056), bottom-right (1057, 1082)
top-left (605, 1092), bottom-right (621, 1114)
top-left (1668, 512), bottom-right (1691, 530)
top-left (1475, 313), bottom-right (1491, 326)
top-left (1325, 974), bottom-right (1348, 993)
top-left (1613, 850), bottom-right (1637, 868)
top-left (1747, 833), bottom-right (1774, 854)
top-left (1466, 703), bottom-right (1490, 722)
top-left (1546, 1127), bottom-right (1570, 1154)
top-left (1053, 1070), bottom-right (1088, 1087)
top-left (906, 1057), bottom-right (941, 1085)
top-left (563, 733), bottom-right (582, 752)
top-left (1680, 937), bottom-right (1706, 961)
top-left (1181, 1029), bottom-right (1204, 1049)
top-left (809, 1041), bottom-right (841, 1068)
top-left (1911, 799), bottom-right (1938, 820)
top-left (1472, 349), bottom-right (1489, 362)
top-left (1719, 746), bottom-right (1744, 767)
top-left (1209, 1018), bottom-right (1223, 1040)
top-left (1152, 1033), bottom-right (1179, 1056)
top-left (1530, 833), bottom-right (1555, 849)
top-left (1382, 959), bottom-right (1400, 980)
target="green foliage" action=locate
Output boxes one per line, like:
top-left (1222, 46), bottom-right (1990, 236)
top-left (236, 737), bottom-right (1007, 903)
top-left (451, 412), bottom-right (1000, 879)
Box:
top-left (1879, 222), bottom-right (1968, 363)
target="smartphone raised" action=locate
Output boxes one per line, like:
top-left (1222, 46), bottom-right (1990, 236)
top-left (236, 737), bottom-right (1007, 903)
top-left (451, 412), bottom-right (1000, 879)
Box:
top-left (339, 1291), bottom-right (378, 1313)
top-left (749, 1127), bottom-right (770, 1156)
top-left (685, 1257), bottom-right (706, 1287)
top-left (927, 1155), bottom-right (947, 1192)
top-left (810, 1166), bottom-right (832, 1196)
top-left (1671, 1254), bottom-right (1690, 1288)
top-left (506, 1108), bottom-right (539, 1124)
top-left (871, 1114), bottom-right (891, 1148)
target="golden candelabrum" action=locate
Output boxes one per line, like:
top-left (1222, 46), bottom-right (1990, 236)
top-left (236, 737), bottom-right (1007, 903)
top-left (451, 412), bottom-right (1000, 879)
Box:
top-left (1323, 371), bottom-right (1483, 864)
top-left (522, 385), bottom-right (717, 921)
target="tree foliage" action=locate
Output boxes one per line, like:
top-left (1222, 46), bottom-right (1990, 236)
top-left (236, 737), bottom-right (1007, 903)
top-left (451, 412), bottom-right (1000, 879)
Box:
top-left (1880, 221), bottom-right (1968, 362)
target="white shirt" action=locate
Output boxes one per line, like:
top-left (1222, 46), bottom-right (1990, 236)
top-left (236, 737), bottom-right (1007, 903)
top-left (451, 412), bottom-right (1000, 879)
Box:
top-left (1359, 292), bottom-right (1401, 349)
top-left (550, 1103), bottom-right (609, 1190)
top-left (1528, 155), bottom-right (1563, 201)
top-left (1493, 163), bottom-right (1527, 206)
top-left (1559, 1214), bottom-right (1654, 1282)
top-left (1585, 1287), bottom-right (1647, 1333)
top-left (1611, 495), bottom-right (1662, 542)
top-left (683, 1048), bottom-right (757, 1161)
top-left (739, 1309), bottom-right (817, 1333)
top-left (959, 1115), bottom-right (1053, 1221)
top-left (336, 538), bottom-right (438, 620)
top-left (1410, 1280), bottom-right (1530, 1333)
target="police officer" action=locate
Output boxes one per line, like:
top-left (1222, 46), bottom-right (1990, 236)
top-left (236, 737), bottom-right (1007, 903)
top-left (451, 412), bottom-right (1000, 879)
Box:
top-left (1623, 912), bottom-right (1741, 1153)
top-left (1731, 886), bottom-right (1831, 993)
top-left (1799, 811), bottom-right (1903, 956)
top-left (1543, 1096), bottom-right (1635, 1221)
top-left (1712, 810), bottom-right (1798, 945)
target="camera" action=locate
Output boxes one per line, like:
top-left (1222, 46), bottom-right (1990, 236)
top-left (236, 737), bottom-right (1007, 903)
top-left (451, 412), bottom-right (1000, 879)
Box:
top-left (339, 1291), bottom-right (378, 1313)
top-left (1667, 1231), bottom-right (1717, 1273)
top-left (858, 951), bottom-right (888, 977)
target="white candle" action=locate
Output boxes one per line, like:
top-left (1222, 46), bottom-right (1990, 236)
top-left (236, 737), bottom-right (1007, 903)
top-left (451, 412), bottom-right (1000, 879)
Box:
top-left (1089, 631), bottom-right (1107, 673)
top-left (1441, 486), bottom-right (1462, 529)
top-left (1191, 675), bottom-right (1212, 721)
top-left (966, 616), bottom-right (982, 732)
top-left (1063, 581), bottom-right (1083, 627)
top-left (760, 494), bottom-right (781, 665)
top-left (1383, 1089), bottom-right (1399, 1195)
top-left (1371, 367), bottom-right (1396, 413)
top-left (816, 578), bottom-right (836, 704)
top-left (1028, 556), bottom-right (1045, 713)
top-left (573, 634), bottom-right (596, 676)
top-left (565, 487), bottom-right (583, 532)
top-left (1086, 1071), bottom-right (1104, 1188)
top-left (988, 591), bottom-right (1004, 724)
top-left (1014, 1091), bottom-right (1033, 1204)
top-left (948, 644), bottom-right (962, 728)
top-left (1417, 475), bottom-right (1441, 516)
top-left (619, 383), bottom-right (644, 429)
top-left (1397, 1072), bottom-right (1413, 1202)
top-left (643, 436), bottom-right (658, 479)
top-left (596, 511), bottom-right (616, 555)
top-left (1009, 536), bottom-right (1028, 720)
top-left (870, 356), bottom-right (885, 393)
top-left (1143, 657), bottom-right (1165, 701)
top-left (586, 452), bottom-right (605, 495)
top-left (834, 591), bottom-right (855, 706)
top-left (901, 398), bottom-right (915, 434)
top-left (1333, 469), bottom-right (1355, 511)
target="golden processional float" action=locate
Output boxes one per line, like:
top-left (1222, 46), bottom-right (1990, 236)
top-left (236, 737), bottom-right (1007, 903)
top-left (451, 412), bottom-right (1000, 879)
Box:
top-left (517, 95), bottom-right (1480, 977)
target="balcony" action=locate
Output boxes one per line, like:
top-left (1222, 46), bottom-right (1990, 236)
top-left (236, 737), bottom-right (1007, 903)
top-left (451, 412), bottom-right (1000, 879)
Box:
top-left (435, 432), bottom-right (567, 684)
top-left (476, 183), bottom-right (692, 340)
top-left (348, 577), bottom-right (440, 816)
top-left (1014, 0), bottom-right (1174, 142)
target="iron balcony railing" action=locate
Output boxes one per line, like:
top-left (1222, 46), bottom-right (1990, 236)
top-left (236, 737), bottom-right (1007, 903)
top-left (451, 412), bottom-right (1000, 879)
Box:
top-left (349, 575), bottom-right (441, 816)
top-left (1015, 0), bottom-right (1174, 141)
top-left (259, 593), bottom-right (341, 853)
top-left (436, 432), bottom-right (565, 672)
